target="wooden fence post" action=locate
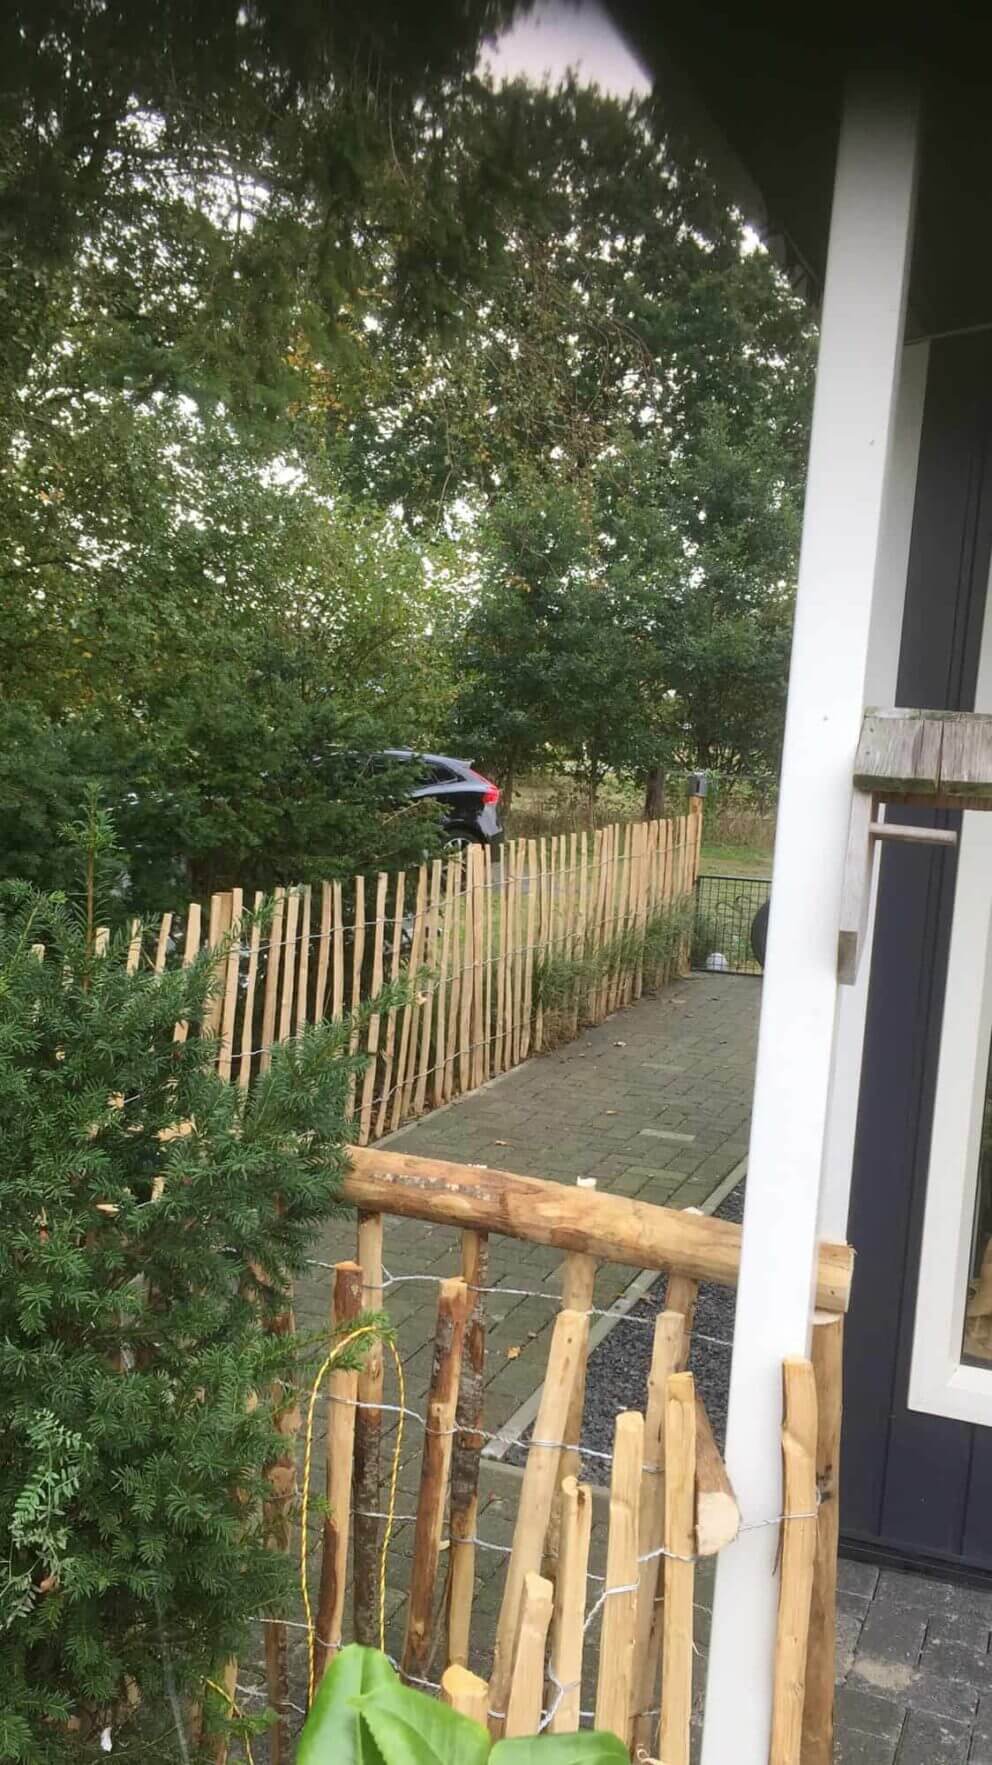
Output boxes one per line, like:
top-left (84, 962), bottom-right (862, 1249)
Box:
top-left (258, 888), bottom-right (284, 1070)
top-left (347, 875), bottom-right (365, 1124)
top-left (173, 901), bottom-right (201, 1044)
top-left (522, 837), bottom-right (538, 1057)
top-left (446, 1229), bottom-right (488, 1667)
top-left (504, 1572), bottom-right (554, 1739)
top-left (402, 1277), bottom-right (470, 1680)
top-left (666, 1272), bottom-right (700, 1364)
top-left (441, 1665), bottom-right (489, 1726)
top-left (770, 1358), bottom-right (819, 1765)
top-left (632, 1311), bottom-right (684, 1755)
top-left (353, 1211), bottom-right (384, 1646)
top-left (415, 859), bottom-right (444, 1115)
top-left (238, 891), bottom-right (263, 1089)
top-left (549, 1475), bottom-right (592, 1734)
top-left (375, 871), bottom-right (406, 1138)
top-left (595, 1410), bottom-right (644, 1742)
top-left (314, 1262), bottom-right (362, 1685)
top-left (547, 1182), bottom-right (596, 1578)
top-left (358, 872), bottom-right (388, 1145)
top-left (694, 1397), bottom-right (740, 1555)
top-left (488, 1308), bottom-right (590, 1733)
top-left (217, 887), bottom-right (242, 1080)
top-left (397, 864), bottom-right (429, 1125)
top-left (444, 854), bottom-right (464, 1101)
top-left (277, 888), bottom-right (300, 1046)
top-left (659, 1371), bottom-right (696, 1765)
top-left (153, 912), bottom-right (172, 975)
top-left (314, 881), bottom-right (332, 1021)
top-left (801, 1318), bottom-right (843, 1765)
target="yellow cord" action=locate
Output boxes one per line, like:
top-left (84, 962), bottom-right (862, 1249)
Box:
top-left (204, 1677), bottom-right (255, 1765)
top-left (379, 1340), bottom-right (406, 1651)
top-left (299, 1326), bottom-right (406, 1706)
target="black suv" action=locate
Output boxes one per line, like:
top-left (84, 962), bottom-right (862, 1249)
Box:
top-left (382, 750), bottom-right (504, 852)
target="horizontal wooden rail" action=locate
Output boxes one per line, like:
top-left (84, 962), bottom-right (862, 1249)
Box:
top-left (342, 1148), bottom-right (854, 1313)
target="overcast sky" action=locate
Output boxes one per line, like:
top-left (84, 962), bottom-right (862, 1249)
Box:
top-left (483, 1), bottom-right (650, 98)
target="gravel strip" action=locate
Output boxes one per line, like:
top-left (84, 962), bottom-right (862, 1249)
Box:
top-left (581, 1177), bottom-right (745, 1460)
top-left (506, 1177), bottom-right (745, 1471)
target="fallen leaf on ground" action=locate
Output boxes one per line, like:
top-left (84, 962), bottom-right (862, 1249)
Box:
top-left (494, 1139), bottom-right (510, 1147)
top-left (614, 1040), bottom-right (626, 1047)
top-left (506, 1345), bottom-right (521, 1361)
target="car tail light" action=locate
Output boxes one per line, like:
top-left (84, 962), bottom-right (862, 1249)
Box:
top-left (475, 775), bottom-right (501, 805)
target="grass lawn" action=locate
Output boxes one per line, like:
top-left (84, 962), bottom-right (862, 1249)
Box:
top-left (699, 840), bottom-right (773, 880)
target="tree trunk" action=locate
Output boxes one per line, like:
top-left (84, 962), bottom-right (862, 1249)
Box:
top-left (500, 772), bottom-right (514, 819)
top-left (643, 765), bottom-right (666, 820)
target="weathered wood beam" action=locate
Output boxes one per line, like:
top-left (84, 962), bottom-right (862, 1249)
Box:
top-left (343, 1147), bottom-right (854, 1314)
top-left (855, 708), bottom-right (992, 800)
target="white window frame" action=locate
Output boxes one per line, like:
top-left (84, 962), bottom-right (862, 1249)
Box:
top-left (909, 566), bottom-right (992, 1426)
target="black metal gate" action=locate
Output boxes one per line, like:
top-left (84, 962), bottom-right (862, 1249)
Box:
top-left (692, 874), bottom-right (770, 976)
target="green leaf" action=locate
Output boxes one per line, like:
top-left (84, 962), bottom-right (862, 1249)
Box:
top-left (360, 1690), bottom-right (491, 1765)
top-left (492, 1734), bottom-right (630, 1765)
top-left (295, 1645), bottom-right (398, 1764)
top-left (296, 1646), bottom-right (490, 1765)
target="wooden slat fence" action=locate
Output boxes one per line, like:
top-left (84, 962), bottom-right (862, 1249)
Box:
top-left (123, 809), bottom-right (702, 1141)
top-left (270, 1149), bottom-right (847, 1765)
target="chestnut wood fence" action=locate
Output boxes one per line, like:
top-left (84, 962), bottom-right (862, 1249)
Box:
top-left (127, 809), bottom-right (702, 1140)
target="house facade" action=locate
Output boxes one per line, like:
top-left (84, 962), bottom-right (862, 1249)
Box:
top-left (605, 8), bottom-right (992, 1756)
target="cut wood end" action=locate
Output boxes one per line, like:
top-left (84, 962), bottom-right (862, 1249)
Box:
top-left (696, 1489), bottom-right (740, 1556)
top-left (440, 1664), bottom-right (489, 1724)
top-left (522, 1569), bottom-right (554, 1614)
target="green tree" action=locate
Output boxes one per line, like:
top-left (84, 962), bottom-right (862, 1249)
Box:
top-left (452, 479), bottom-right (672, 820)
top-left (0, 386), bottom-right (460, 906)
top-left (0, 0), bottom-right (526, 432)
top-left (331, 78), bottom-right (812, 801)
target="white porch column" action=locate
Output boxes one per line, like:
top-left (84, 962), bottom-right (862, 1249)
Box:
top-left (700, 80), bottom-right (919, 1764)
top-left (818, 338), bottom-right (930, 1242)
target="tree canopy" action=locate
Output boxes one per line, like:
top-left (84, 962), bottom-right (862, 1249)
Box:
top-left (1, 9), bottom-right (813, 905)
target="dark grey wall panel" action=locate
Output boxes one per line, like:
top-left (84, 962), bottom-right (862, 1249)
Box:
top-left (843, 333), bottom-right (992, 1571)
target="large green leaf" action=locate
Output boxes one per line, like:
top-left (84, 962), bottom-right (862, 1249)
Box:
top-left (296, 1646), bottom-right (490, 1765)
top-left (297, 1645), bottom-right (627, 1765)
top-left (296, 1645), bottom-right (399, 1765)
top-left (492, 1733), bottom-right (630, 1765)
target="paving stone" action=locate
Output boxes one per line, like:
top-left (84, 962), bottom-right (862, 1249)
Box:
top-left (927, 1611), bottom-right (992, 1653)
top-left (903, 1672), bottom-right (979, 1724)
top-left (971, 1693), bottom-right (992, 1754)
top-left (896, 1710), bottom-right (971, 1763)
top-left (876, 1569), bottom-right (965, 1613)
top-left (922, 1633), bottom-right (992, 1688)
top-left (839, 1558), bottom-right (881, 1599)
top-left (836, 1683), bottom-right (906, 1745)
top-left (853, 1601), bottom-right (927, 1684)
top-left (836, 1729), bottom-right (900, 1765)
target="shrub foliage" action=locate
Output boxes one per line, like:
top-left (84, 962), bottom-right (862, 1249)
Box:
top-left (0, 804), bottom-right (373, 1761)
